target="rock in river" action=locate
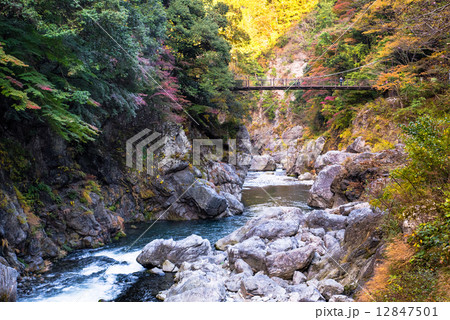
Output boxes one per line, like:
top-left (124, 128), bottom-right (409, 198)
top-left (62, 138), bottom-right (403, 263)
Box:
top-left (136, 235), bottom-right (212, 268)
top-left (250, 155), bottom-right (276, 171)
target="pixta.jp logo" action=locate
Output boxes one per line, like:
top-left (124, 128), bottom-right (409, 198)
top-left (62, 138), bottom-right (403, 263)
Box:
top-left (126, 129), bottom-right (168, 176)
top-left (126, 128), bottom-right (297, 176)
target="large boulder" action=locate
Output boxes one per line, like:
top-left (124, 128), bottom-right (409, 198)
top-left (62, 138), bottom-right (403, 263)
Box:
top-left (160, 169), bottom-right (228, 220)
top-left (244, 218), bottom-right (301, 240)
top-left (228, 237), bottom-right (267, 272)
top-left (216, 207), bottom-right (304, 250)
top-left (220, 192), bottom-right (244, 216)
top-left (305, 210), bottom-right (348, 231)
top-left (134, 124), bottom-right (248, 222)
top-left (265, 246), bottom-right (315, 279)
top-left (314, 151), bottom-right (357, 171)
top-left (136, 235), bottom-right (212, 268)
top-left (162, 260), bottom-right (228, 302)
top-left (317, 279), bottom-right (345, 300)
top-left (288, 285), bottom-right (325, 302)
top-left (346, 137), bottom-right (370, 154)
top-left (344, 207), bottom-right (384, 255)
top-left (250, 155), bottom-right (276, 171)
top-left (307, 165), bottom-right (344, 208)
top-left (286, 137), bottom-right (326, 176)
top-left (206, 161), bottom-right (244, 197)
top-left (330, 147), bottom-right (407, 204)
top-left (188, 181), bottom-right (228, 217)
top-left (0, 263), bottom-right (18, 302)
top-left (241, 274), bottom-right (287, 300)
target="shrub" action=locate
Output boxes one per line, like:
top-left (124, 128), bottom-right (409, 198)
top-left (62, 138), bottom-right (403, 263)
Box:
top-left (375, 115), bottom-right (450, 266)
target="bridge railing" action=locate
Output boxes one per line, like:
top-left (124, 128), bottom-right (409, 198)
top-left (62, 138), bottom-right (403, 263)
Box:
top-left (235, 78), bottom-right (375, 88)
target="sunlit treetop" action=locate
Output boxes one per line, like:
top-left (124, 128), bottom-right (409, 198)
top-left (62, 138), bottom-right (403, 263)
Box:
top-left (216, 0), bottom-right (319, 57)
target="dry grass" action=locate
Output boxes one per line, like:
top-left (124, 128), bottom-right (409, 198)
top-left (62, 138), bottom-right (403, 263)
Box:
top-left (357, 236), bottom-right (415, 302)
top-left (26, 210), bottom-right (41, 229)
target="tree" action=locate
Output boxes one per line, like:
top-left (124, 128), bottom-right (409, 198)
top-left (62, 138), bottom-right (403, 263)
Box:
top-left (221, 0), bottom-right (318, 57)
top-left (166, 0), bottom-right (235, 111)
top-left (0, 0), bottom-right (167, 141)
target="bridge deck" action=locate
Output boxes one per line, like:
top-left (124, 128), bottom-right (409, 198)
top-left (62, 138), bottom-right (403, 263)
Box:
top-left (233, 85), bottom-right (374, 91)
top-left (232, 78), bottom-right (376, 91)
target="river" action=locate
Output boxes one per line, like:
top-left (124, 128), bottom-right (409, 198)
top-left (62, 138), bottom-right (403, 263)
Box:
top-left (18, 170), bottom-right (312, 302)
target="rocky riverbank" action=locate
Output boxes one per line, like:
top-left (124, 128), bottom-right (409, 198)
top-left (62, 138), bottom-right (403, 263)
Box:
top-left (0, 104), bottom-right (251, 300)
top-left (134, 136), bottom-right (407, 302)
top-left (135, 202), bottom-right (383, 302)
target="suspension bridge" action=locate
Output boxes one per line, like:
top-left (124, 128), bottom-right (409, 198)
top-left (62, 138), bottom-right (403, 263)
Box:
top-left (232, 78), bottom-right (376, 91)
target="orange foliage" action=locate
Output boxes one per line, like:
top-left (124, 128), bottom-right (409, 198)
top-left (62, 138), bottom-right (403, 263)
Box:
top-left (357, 237), bottom-right (415, 302)
top-left (374, 65), bottom-right (416, 93)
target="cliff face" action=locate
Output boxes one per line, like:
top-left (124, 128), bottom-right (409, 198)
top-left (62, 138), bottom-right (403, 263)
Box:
top-left (0, 102), bottom-right (251, 277)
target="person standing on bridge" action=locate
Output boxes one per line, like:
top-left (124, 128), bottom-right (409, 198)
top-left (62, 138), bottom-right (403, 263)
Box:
top-left (339, 76), bottom-right (344, 86)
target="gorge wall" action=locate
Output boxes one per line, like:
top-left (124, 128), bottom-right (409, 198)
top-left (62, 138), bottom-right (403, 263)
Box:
top-left (0, 102), bottom-right (251, 282)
